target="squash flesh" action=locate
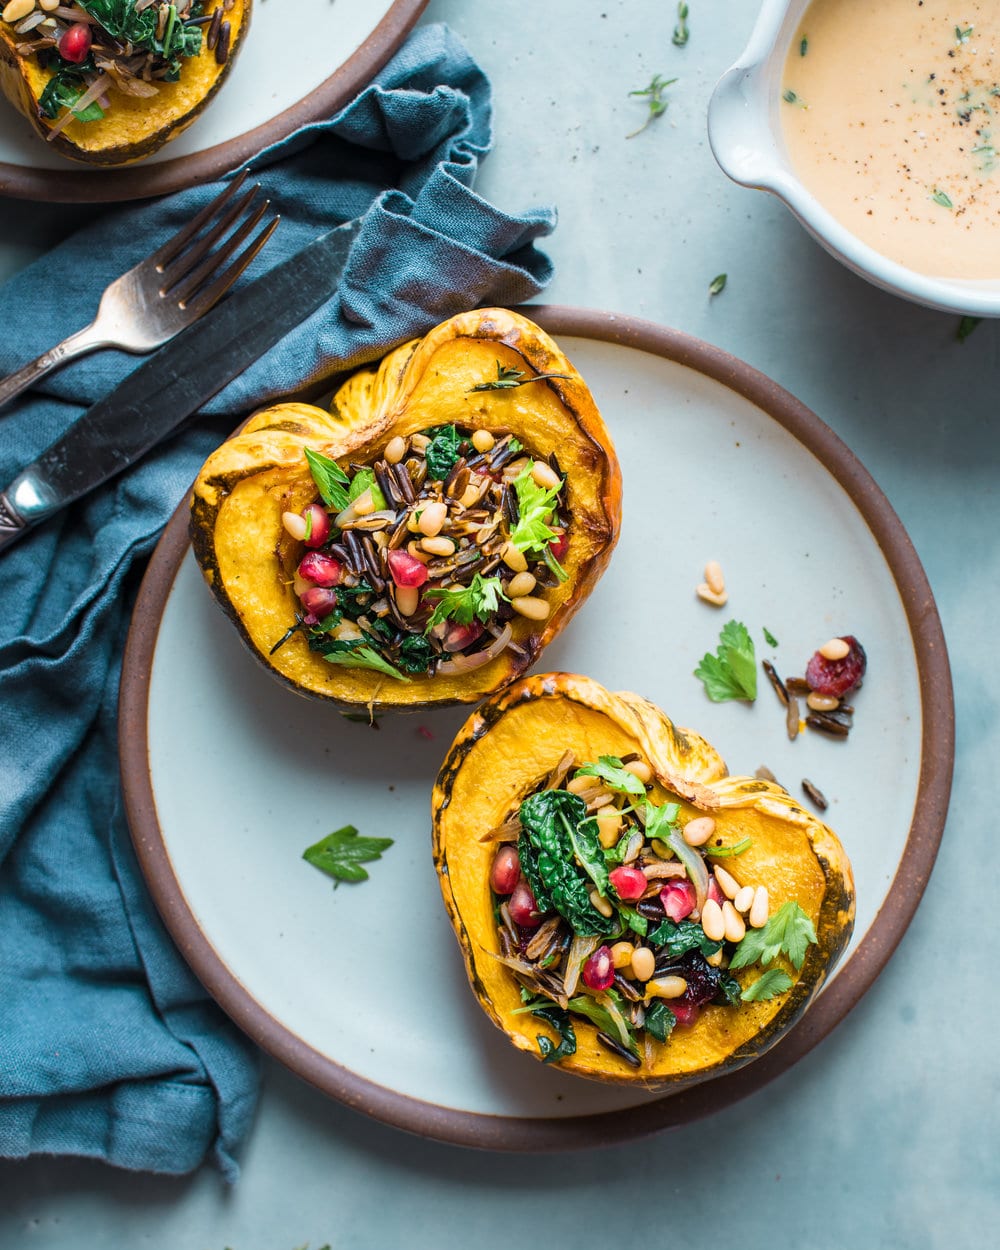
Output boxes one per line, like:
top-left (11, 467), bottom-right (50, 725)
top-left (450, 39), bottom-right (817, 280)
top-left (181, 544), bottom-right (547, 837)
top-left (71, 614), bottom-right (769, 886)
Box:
top-left (432, 673), bottom-right (856, 1089)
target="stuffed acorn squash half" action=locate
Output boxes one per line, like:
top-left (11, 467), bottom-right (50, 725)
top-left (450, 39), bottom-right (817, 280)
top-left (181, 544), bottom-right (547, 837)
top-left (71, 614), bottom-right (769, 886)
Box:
top-left (432, 673), bottom-right (856, 1089)
top-left (0, 1), bottom-right (250, 166)
top-left (190, 309), bottom-right (623, 713)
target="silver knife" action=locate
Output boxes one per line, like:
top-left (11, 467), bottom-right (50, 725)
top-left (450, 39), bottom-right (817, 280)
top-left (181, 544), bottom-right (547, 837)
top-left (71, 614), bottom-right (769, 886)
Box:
top-left (0, 217), bottom-right (363, 554)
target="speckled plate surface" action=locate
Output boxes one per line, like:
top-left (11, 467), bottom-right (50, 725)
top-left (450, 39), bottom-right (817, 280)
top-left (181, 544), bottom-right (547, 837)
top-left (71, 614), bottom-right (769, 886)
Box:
top-left (119, 306), bottom-right (952, 1149)
top-left (0, 0), bottom-right (427, 203)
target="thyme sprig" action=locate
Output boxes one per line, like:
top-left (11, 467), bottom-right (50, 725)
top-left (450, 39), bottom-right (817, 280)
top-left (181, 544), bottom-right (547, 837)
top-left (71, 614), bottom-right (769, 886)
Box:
top-left (626, 74), bottom-right (678, 138)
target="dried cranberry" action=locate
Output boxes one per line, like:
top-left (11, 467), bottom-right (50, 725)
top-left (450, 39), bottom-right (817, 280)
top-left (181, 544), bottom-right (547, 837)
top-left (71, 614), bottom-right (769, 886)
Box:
top-left (668, 1001), bottom-right (700, 1027)
top-left (657, 951), bottom-right (722, 1009)
top-left (805, 635), bottom-right (867, 697)
top-left (582, 945), bottom-right (616, 991)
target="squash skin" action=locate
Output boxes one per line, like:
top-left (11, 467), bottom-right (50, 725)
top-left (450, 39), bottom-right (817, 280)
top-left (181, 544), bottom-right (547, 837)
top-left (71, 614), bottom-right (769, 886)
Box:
top-left (431, 673), bottom-right (856, 1090)
top-left (0, 1), bottom-right (250, 166)
top-left (189, 308), bottom-right (623, 713)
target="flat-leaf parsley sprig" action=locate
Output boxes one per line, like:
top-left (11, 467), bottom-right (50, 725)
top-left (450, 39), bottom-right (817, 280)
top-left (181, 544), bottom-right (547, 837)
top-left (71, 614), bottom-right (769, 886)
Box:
top-left (694, 619), bottom-right (758, 702)
top-left (303, 825), bottom-right (394, 885)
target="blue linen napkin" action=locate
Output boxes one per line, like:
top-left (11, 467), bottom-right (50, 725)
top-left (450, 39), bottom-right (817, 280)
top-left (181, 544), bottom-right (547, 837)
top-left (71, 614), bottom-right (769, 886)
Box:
top-left (0, 22), bottom-right (555, 1181)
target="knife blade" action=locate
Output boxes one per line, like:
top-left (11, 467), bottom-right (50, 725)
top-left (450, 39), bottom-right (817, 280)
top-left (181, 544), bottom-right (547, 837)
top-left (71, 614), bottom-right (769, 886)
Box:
top-left (0, 216), bottom-right (363, 553)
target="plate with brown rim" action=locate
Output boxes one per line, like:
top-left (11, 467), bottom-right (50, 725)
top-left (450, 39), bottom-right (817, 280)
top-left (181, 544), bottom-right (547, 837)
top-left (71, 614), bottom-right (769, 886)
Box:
top-left (0, 0), bottom-right (428, 204)
top-left (119, 305), bottom-right (953, 1149)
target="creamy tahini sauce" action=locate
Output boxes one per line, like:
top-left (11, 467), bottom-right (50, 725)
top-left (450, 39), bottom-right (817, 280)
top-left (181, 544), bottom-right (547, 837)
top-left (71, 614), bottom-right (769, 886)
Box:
top-left (781, 1), bottom-right (1000, 278)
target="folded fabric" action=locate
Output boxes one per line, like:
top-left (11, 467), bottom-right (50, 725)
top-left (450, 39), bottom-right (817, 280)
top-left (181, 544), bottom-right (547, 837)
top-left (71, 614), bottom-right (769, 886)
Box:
top-left (0, 22), bottom-right (555, 1181)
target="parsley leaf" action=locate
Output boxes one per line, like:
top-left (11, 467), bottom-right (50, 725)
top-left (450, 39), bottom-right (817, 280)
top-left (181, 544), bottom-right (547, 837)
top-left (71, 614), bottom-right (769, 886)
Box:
top-left (509, 463), bottom-right (562, 554)
top-left (729, 900), bottom-right (817, 971)
top-left (763, 626), bottom-right (780, 647)
top-left (572, 755), bottom-right (648, 797)
top-left (424, 574), bottom-right (507, 630)
top-left (304, 448), bottom-right (350, 511)
top-left (320, 639), bottom-right (410, 682)
top-left (694, 619), bottom-right (758, 702)
top-left (643, 1000), bottom-right (676, 1042)
top-left (348, 467), bottom-right (388, 510)
top-left (740, 969), bottom-right (795, 1001)
top-left (530, 1002), bottom-right (578, 1063)
top-left (303, 824), bottom-right (393, 885)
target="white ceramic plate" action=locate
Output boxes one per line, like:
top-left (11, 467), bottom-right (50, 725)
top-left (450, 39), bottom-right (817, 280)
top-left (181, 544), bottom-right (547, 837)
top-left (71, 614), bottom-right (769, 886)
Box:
top-left (120, 307), bottom-right (952, 1149)
top-left (0, 0), bottom-right (428, 203)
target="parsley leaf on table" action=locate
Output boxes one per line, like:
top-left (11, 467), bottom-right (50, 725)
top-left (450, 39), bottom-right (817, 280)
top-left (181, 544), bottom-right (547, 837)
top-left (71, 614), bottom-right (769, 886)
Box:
top-left (303, 825), bottom-right (394, 885)
top-left (694, 619), bottom-right (758, 701)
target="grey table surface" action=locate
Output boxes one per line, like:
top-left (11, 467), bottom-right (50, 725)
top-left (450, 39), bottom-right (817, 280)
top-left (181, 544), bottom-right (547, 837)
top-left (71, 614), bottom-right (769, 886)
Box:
top-left (0, 2), bottom-right (994, 1247)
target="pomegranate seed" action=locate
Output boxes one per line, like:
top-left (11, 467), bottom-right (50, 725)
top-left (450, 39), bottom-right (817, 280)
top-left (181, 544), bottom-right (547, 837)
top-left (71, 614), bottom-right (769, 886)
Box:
top-left (300, 586), bottom-right (337, 618)
top-left (302, 504), bottom-right (331, 549)
top-left (548, 530), bottom-right (569, 561)
top-left (660, 879), bottom-right (697, 922)
top-left (582, 945), bottom-right (616, 991)
top-left (805, 634), bottom-right (866, 697)
top-left (490, 846), bottom-right (521, 895)
top-left (58, 23), bottom-right (92, 63)
top-left (297, 552), bottom-right (342, 587)
top-left (668, 1001), bottom-right (700, 1027)
top-left (386, 548), bottom-right (429, 588)
top-left (442, 620), bottom-right (484, 653)
top-left (706, 877), bottom-right (725, 907)
top-left (609, 865), bottom-right (646, 901)
top-left (508, 880), bottom-right (542, 929)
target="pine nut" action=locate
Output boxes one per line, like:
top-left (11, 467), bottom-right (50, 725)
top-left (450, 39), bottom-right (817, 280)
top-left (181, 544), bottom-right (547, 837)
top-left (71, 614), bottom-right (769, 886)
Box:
top-left (506, 571), bottom-right (537, 597)
top-left (352, 488), bottom-right (375, 516)
top-left (646, 976), bottom-right (688, 1000)
top-left (629, 946), bottom-right (656, 982)
top-left (501, 542), bottom-right (528, 572)
top-left (421, 535), bottom-right (456, 557)
top-left (292, 572), bottom-right (310, 597)
top-left (39, 0), bottom-right (59, 11)
top-left (706, 948), bottom-right (724, 967)
top-left (734, 885), bottom-right (755, 914)
top-left (819, 637), bottom-right (850, 661)
top-left (701, 897), bottom-right (726, 941)
top-left (460, 483), bottom-right (482, 508)
top-left (282, 510), bottom-right (307, 541)
top-left (418, 500), bottom-right (448, 536)
top-left (3, 0), bottom-right (36, 22)
top-left (596, 809), bottom-right (622, 847)
top-left (406, 541), bottom-right (432, 563)
top-left (511, 595), bottom-right (550, 621)
top-left (383, 435), bottom-right (407, 464)
top-left (395, 584), bottom-right (419, 616)
top-left (372, 531), bottom-right (388, 549)
top-left (713, 865), bottom-right (740, 900)
top-left (704, 560), bottom-right (726, 595)
top-left (749, 886), bottom-right (770, 929)
top-left (531, 460), bottom-right (561, 490)
top-left (589, 791), bottom-right (616, 809)
top-left (682, 815), bottom-right (716, 846)
top-left (806, 691), bottom-right (840, 712)
top-left (471, 428), bottom-right (495, 453)
top-left (589, 889), bottom-right (613, 918)
top-left (722, 901), bottom-right (746, 943)
top-left (696, 582), bottom-right (729, 607)
top-left (503, 457), bottom-right (530, 481)
top-left (410, 433), bottom-right (431, 451)
top-left (334, 620), bottom-right (363, 642)
top-left (566, 774), bottom-right (594, 795)
top-left (610, 941), bottom-right (634, 970)
top-left (623, 758), bottom-right (653, 784)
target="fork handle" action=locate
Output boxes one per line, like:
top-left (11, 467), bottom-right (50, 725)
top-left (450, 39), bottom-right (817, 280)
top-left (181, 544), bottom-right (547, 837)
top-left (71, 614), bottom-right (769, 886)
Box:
top-left (0, 321), bottom-right (108, 413)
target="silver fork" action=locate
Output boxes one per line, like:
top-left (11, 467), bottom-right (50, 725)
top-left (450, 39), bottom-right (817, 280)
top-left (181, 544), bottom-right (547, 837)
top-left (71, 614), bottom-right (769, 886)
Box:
top-left (0, 170), bottom-right (279, 412)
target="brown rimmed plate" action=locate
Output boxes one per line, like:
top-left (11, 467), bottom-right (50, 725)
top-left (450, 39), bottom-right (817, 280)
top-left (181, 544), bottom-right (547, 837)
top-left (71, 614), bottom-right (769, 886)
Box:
top-left (0, 0), bottom-right (428, 204)
top-left (119, 306), bottom-right (953, 1149)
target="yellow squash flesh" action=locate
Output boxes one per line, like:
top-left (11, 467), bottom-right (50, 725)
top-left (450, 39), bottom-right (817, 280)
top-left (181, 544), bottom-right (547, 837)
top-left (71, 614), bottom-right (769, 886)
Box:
top-left (432, 673), bottom-right (856, 1089)
top-left (190, 309), bottom-right (623, 713)
top-left (0, 1), bottom-right (250, 165)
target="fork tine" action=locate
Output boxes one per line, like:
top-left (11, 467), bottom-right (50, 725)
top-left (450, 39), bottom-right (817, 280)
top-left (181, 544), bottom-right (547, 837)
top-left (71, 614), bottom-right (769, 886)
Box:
top-left (169, 196), bottom-right (272, 306)
top-left (159, 180), bottom-right (263, 293)
top-left (179, 215), bottom-right (281, 318)
top-left (148, 168), bottom-right (250, 272)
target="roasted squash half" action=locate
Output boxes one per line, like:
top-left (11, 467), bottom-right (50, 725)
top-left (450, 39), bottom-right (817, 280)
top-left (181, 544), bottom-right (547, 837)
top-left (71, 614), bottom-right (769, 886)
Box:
top-left (190, 309), bottom-right (623, 713)
top-left (0, 1), bottom-right (250, 166)
top-left (432, 673), bottom-right (856, 1089)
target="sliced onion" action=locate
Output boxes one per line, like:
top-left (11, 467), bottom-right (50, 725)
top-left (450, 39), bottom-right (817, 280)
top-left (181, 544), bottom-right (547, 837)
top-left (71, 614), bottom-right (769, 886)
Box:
top-left (435, 623), bottom-right (512, 675)
top-left (46, 72), bottom-right (110, 141)
top-left (667, 828), bottom-right (710, 911)
top-left (563, 933), bottom-right (599, 999)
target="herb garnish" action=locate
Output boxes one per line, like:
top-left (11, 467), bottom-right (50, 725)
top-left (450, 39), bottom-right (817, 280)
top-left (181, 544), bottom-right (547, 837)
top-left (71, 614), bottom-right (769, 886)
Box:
top-left (424, 424), bottom-right (463, 481)
top-left (319, 637), bottom-right (410, 682)
top-left (423, 573), bottom-right (508, 630)
top-left (704, 836), bottom-right (753, 858)
top-left (573, 755), bottom-right (648, 797)
top-left (729, 900), bottom-right (817, 971)
top-left (931, 188), bottom-right (954, 209)
top-left (626, 74), bottom-right (678, 138)
top-left (303, 824), bottom-right (393, 885)
top-left (955, 25), bottom-right (974, 45)
top-left (470, 362), bottom-right (572, 391)
top-left (694, 619), bottom-right (758, 702)
top-left (740, 968), bottom-right (795, 1001)
top-left (957, 315), bottom-right (982, 342)
top-left (509, 463), bottom-right (566, 580)
top-left (709, 273), bottom-right (727, 296)
top-left (763, 626), bottom-right (780, 647)
top-left (672, 2), bottom-right (689, 48)
top-left (304, 447), bottom-right (351, 511)
top-left (800, 36), bottom-right (808, 56)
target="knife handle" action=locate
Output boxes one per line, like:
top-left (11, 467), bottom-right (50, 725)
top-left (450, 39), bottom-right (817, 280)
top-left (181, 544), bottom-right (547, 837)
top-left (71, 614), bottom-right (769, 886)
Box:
top-left (0, 469), bottom-right (54, 552)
